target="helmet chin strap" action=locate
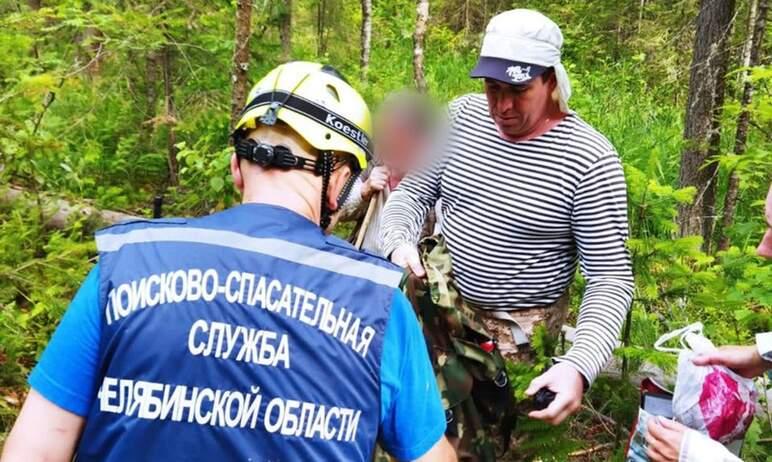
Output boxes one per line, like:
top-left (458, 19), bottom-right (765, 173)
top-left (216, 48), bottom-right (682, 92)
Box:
top-left (318, 152), bottom-right (334, 229)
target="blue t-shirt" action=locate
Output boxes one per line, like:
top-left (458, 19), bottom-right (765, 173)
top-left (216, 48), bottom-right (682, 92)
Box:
top-left (30, 264), bottom-right (445, 461)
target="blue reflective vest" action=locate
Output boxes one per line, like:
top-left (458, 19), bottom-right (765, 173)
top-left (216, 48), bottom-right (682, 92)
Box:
top-left (75, 204), bottom-right (402, 461)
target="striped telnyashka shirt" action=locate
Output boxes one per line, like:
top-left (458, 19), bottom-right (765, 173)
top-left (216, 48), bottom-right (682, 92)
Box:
top-left (380, 94), bottom-right (635, 384)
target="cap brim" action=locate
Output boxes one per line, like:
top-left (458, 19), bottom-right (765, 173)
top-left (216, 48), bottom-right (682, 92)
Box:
top-left (470, 57), bottom-right (548, 85)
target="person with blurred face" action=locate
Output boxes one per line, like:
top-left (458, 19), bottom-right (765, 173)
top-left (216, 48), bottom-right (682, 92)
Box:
top-left (645, 184), bottom-right (772, 462)
top-left (380, 8), bottom-right (635, 455)
top-left (339, 91), bottom-right (440, 256)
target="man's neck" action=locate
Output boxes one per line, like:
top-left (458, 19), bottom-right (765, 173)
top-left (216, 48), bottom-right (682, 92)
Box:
top-left (241, 173), bottom-right (320, 225)
top-left (499, 104), bottom-right (567, 143)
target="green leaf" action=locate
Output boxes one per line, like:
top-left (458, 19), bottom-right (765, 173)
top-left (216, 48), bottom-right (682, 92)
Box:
top-left (209, 176), bottom-right (224, 193)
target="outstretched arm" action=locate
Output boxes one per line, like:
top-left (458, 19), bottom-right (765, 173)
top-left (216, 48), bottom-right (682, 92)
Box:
top-left (528, 153), bottom-right (634, 425)
top-left (380, 161), bottom-right (442, 251)
top-left (3, 265), bottom-right (102, 461)
top-left (692, 333), bottom-right (772, 378)
top-left (1, 390), bottom-right (84, 462)
top-left (380, 95), bottom-right (462, 274)
top-left (413, 437), bottom-right (456, 462)
top-left (559, 153), bottom-right (634, 385)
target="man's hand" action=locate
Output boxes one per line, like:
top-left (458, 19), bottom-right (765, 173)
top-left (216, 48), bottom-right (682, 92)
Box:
top-left (391, 244), bottom-right (426, 277)
top-left (525, 362), bottom-right (583, 425)
top-left (362, 166), bottom-right (390, 200)
top-left (646, 417), bottom-right (687, 462)
top-left (692, 345), bottom-right (769, 379)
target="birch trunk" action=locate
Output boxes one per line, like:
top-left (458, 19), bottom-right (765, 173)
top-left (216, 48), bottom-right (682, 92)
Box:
top-left (230, 0), bottom-right (253, 131)
top-left (413, 0), bottom-right (429, 93)
top-left (360, 0), bottom-right (372, 80)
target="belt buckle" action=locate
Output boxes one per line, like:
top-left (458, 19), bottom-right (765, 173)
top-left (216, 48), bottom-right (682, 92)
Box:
top-left (494, 370), bottom-right (508, 388)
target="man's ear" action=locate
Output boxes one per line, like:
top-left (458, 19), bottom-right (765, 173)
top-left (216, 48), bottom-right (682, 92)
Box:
top-left (326, 163), bottom-right (354, 211)
top-left (547, 72), bottom-right (558, 92)
top-left (231, 152), bottom-right (245, 193)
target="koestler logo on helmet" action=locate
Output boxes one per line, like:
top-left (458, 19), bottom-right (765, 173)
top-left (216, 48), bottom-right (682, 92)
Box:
top-left (325, 113), bottom-right (370, 149)
top-left (506, 65), bottom-right (532, 83)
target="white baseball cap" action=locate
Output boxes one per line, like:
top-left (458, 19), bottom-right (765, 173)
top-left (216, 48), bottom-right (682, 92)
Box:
top-left (470, 9), bottom-right (572, 110)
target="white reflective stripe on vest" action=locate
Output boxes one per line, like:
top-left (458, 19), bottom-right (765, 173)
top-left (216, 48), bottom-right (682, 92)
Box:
top-left (96, 227), bottom-right (402, 288)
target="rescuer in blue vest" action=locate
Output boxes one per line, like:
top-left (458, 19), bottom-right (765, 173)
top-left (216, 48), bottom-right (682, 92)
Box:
top-left (1, 62), bottom-right (454, 462)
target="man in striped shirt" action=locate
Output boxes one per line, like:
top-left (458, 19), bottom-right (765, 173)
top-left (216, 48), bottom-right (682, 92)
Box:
top-left (381, 9), bottom-right (634, 427)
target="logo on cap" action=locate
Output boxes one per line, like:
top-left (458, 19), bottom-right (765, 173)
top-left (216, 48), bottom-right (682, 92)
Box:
top-left (506, 65), bottom-right (532, 83)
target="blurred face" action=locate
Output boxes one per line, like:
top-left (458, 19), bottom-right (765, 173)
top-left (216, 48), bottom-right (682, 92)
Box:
top-left (374, 114), bottom-right (428, 175)
top-left (758, 186), bottom-right (772, 259)
top-left (484, 76), bottom-right (555, 140)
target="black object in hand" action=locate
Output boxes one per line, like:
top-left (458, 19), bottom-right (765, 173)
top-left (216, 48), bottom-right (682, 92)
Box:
top-left (532, 388), bottom-right (556, 411)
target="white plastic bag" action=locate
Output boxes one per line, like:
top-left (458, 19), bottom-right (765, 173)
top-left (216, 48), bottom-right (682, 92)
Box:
top-left (655, 323), bottom-right (759, 452)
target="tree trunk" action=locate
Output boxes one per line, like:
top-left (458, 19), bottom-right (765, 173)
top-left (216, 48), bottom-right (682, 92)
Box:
top-left (718, 0), bottom-right (767, 251)
top-left (317, 0), bottom-right (327, 57)
top-left (677, 0), bottom-right (735, 248)
top-left (279, 0), bottom-right (292, 62)
top-left (230, 0), bottom-right (253, 132)
top-left (145, 52), bottom-right (161, 121)
top-left (161, 43), bottom-right (178, 186)
top-left (28, 0), bottom-right (41, 59)
top-left (413, 0), bottom-right (429, 93)
top-left (464, 0), bottom-right (470, 33)
top-left (360, 0), bottom-right (372, 80)
top-left (2, 186), bottom-right (138, 228)
top-left (80, 3), bottom-right (104, 76)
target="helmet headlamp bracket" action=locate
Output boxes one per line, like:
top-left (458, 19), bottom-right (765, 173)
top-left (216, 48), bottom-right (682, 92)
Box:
top-left (259, 102), bottom-right (281, 126)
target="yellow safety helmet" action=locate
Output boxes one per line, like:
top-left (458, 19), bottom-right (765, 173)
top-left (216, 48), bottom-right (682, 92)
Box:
top-left (233, 61), bottom-right (372, 170)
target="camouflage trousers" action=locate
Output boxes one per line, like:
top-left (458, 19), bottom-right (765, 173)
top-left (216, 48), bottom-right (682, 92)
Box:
top-left (373, 236), bottom-right (568, 462)
top-left (476, 292), bottom-right (569, 365)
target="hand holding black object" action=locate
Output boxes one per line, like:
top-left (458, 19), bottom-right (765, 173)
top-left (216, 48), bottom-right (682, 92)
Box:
top-left (519, 387), bottom-right (557, 413)
top-left (525, 362), bottom-right (584, 425)
top-left (532, 388), bottom-right (557, 411)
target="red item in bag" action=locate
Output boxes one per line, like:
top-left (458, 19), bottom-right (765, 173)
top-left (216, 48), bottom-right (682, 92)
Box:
top-left (672, 351), bottom-right (758, 447)
top-left (654, 323), bottom-right (759, 457)
top-left (699, 368), bottom-right (756, 441)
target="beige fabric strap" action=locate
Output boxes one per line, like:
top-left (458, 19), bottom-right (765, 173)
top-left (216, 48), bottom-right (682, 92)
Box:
top-left (485, 311), bottom-right (530, 346)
